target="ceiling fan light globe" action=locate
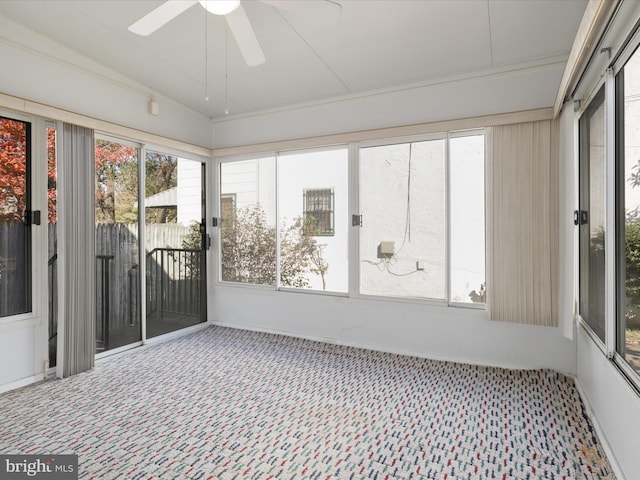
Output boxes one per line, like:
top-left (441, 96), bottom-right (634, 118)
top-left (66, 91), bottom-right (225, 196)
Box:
top-left (199, 0), bottom-right (240, 16)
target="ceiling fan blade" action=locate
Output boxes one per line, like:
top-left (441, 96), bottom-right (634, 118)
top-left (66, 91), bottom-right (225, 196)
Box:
top-left (129, 0), bottom-right (198, 36)
top-left (225, 4), bottom-right (266, 67)
top-left (260, 0), bottom-right (342, 26)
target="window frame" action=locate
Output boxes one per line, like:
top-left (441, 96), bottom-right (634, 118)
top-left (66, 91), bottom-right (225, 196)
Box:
top-left (0, 109), bottom-right (50, 343)
top-left (354, 130), bottom-right (485, 308)
top-left (613, 44), bottom-right (640, 391)
top-left (217, 153), bottom-right (278, 289)
top-left (215, 130), bottom-right (486, 310)
top-left (576, 85), bottom-right (608, 347)
top-left (0, 115), bottom-right (33, 318)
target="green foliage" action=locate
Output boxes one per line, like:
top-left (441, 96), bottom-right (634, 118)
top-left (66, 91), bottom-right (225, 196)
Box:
top-left (95, 140), bottom-right (138, 223)
top-left (95, 144), bottom-right (179, 224)
top-left (182, 222), bottom-right (202, 251)
top-left (220, 204), bottom-right (326, 288)
top-left (182, 221), bottom-right (203, 277)
top-left (625, 222), bottom-right (640, 329)
top-left (145, 153), bottom-right (178, 224)
top-left (469, 283), bottom-right (485, 303)
top-left (0, 118), bottom-right (28, 221)
top-left (279, 216), bottom-right (317, 288)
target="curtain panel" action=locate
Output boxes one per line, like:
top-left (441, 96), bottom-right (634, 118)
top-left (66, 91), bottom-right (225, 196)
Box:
top-left (487, 120), bottom-right (559, 326)
top-left (60, 123), bottom-right (96, 376)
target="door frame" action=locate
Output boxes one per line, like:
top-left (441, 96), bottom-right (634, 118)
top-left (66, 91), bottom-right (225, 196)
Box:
top-left (0, 108), bottom-right (50, 388)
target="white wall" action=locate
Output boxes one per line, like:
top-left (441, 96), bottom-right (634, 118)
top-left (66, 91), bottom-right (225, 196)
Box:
top-left (0, 15), bottom-right (211, 148)
top-left (211, 62), bottom-right (566, 148)
top-left (209, 53), bottom-right (575, 374)
top-left (576, 326), bottom-right (640, 479)
top-left (0, 321), bottom-right (43, 392)
top-left (212, 286), bottom-right (576, 374)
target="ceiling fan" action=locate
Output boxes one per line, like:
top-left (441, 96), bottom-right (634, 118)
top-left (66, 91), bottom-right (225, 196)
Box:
top-left (129, 0), bottom-right (341, 67)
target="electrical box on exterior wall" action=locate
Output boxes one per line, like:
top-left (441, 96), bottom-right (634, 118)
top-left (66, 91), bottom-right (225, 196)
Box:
top-left (378, 241), bottom-right (395, 258)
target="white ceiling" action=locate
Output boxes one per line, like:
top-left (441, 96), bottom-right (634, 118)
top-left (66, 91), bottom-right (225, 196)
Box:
top-left (0, 0), bottom-right (586, 121)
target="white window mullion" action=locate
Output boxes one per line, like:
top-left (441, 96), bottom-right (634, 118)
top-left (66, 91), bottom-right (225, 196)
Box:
top-left (139, 144), bottom-right (147, 345)
top-left (445, 134), bottom-right (452, 306)
top-left (605, 67), bottom-right (617, 358)
top-left (275, 154), bottom-right (281, 290)
top-left (349, 142), bottom-right (359, 298)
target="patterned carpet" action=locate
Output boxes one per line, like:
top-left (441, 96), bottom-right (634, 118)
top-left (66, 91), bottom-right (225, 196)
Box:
top-left (0, 326), bottom-right (614, 479)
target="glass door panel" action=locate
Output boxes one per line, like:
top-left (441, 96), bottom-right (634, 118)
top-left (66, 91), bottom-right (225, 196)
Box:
top-left (578, 87), bottom-right (606, 342)
top-left (619, 49), bottom-right (640, 376)
top-left (0, 117), bottom-right (32, 318)
top-left (47, 126), bottom-right (57, 367)
top-left (95, 139), bottom-right (141, 351)
top-left (145, 152), bottom-right (206, 338)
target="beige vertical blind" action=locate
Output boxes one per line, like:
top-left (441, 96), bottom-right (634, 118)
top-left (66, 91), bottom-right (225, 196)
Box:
top-left (60, 123), bottom-right (96, 376)
top-left (487, 120), bottom-right (559, 326)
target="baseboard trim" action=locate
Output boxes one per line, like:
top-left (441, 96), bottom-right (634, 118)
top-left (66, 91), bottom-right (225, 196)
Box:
top-left (0, 373), bottom-right (44, 395)
top-left (211, 321), bottom-right (574, 375)
top-left (573, 378), bottom-right (625, 480)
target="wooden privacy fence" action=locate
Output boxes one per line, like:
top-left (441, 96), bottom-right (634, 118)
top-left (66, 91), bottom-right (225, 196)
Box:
top-left (0, 221), bottom-right (29, 318)
top-left (95, 223), bottom-right (201, 347)
top-left (0, 222), bottom-right (202, 356)
top-left (146, 248), bottom-right (203, 318)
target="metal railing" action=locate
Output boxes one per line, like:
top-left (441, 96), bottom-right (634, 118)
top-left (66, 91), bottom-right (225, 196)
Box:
top-left (146, 247), bottom-right (202, 318)
top-left (96, 254), bottom-right (114, 351)
top-left (49, 247), bottom-right (203, 354)
top-left (48, 253), bottom-right (57, 367)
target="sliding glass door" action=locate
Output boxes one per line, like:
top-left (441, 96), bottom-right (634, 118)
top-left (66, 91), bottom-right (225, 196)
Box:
top-left (95, 138), bottom-right (142, 352)
top-left (145, 152), bottom-right (207, 338)
top-left (578, 87), bottom-right (606, 343)
top-left (95, 140), bottom-right (208, 352)
top-left (0, 116), bottom-right (32, 318)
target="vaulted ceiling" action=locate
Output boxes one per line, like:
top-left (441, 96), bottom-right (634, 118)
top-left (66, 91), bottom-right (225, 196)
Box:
top-left (0, 0), bottom-right (586, 121)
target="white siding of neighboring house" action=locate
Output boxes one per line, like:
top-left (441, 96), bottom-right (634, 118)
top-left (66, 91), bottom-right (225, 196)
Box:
top-left (177, 158), bottom-right (203, 226)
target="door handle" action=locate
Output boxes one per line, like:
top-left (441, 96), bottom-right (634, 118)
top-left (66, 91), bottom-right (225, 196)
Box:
top-left (24, 210), bottom-right (41, 226)
top-left (573, 210), bottom-right (588, 226)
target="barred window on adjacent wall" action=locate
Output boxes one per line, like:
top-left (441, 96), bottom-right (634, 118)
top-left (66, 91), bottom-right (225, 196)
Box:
top-left (303, 188), bottom-right (334, 236)
top-left (220, 193), bottom-right (236, 222)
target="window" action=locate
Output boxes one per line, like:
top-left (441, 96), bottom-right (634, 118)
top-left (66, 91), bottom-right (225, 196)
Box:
top-left (218, 135), bottom-right (484, 305)
top-left (450, 134), bottom-right (485, 304)
top-left (359, 138), bottom-right (446, 300)
top-left (95, 138), bottom-right (141, 351)
top-left (358, 132), bottom-right (485, 304)
top-left (220, 193), bottom-right (236, 222)
top-left (219, 148), bottom-right (348, 292)
top-left (278, 148), bottom-right (348, 292)
top-left (47, 125), bottom-right (57, 367)
top-left (578, 87), bottom-right (606, 343)
top-left (0, 116), bottom-right (32, 317)
top-left (617, 47), bottom-right (640, 381)
top-left (303, 188), bottom-right (334, 236)
top-left (219, 156), bottom-right (276, 286)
